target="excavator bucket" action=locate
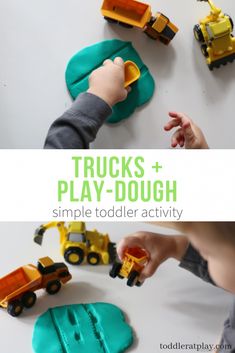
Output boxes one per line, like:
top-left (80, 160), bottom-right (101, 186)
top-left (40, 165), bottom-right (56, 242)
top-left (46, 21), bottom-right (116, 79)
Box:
top-left (34, 226), bottom-right (46, 245)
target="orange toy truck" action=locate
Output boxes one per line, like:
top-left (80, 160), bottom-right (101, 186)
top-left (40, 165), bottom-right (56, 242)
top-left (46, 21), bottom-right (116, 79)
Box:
top-left (0, 257), bottom-right (72, 317)
top-left (101, 0), bottom-right (178, 45)
top-left (109, 247), bottom-right (149, 287)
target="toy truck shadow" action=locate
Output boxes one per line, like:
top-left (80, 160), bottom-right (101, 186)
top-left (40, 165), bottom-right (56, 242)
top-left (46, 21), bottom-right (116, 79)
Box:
top-left (0, 257), bottom-right (71, 317)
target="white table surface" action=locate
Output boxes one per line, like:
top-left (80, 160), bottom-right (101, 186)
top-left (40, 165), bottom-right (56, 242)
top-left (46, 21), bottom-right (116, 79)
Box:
top-left (0, 222), bottom-right (232, 353)
top-left (0, 0), bottom-right (235, 149)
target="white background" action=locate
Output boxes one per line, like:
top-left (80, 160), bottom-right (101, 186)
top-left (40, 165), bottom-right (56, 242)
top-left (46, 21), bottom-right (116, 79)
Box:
top-left (0, 0), bottom-right (235, 149)
top-left (0, 222), bottom-right (232, 353)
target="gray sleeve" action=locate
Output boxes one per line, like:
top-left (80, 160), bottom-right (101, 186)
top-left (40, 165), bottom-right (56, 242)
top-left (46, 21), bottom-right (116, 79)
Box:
top-left (180, 245), bottom-right (235, 353)
top-left (179, 243), bottom-right (215, 285)
top-left (219, 299), bottom-right (235, 353)
top-left (44, 93), bottom-right (112, 149)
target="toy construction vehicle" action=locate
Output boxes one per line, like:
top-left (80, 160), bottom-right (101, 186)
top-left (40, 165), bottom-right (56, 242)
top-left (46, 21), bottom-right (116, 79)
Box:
top-left (0, 257), bottom-right (71, 317)
top-left (194, 0), bottom-right (235, 70)
top-left (101, 0), bottom-right (178, 45)
top-left (110, 247), bottom-right (148, 287)
top-left (34, 222), bottom-right (116, 266)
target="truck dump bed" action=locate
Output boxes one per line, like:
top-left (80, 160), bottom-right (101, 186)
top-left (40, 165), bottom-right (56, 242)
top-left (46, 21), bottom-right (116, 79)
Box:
top-left (125, 247), bottom-right (148, 262)
top-left (101, 0), bottom-right (152, 28)
top-left (0, 265), bottom-right (41, 307)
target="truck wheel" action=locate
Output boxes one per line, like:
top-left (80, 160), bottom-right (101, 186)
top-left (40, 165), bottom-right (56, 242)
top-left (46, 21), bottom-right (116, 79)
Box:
top-left (87, 252), bottom-right (100, 265)
top-left (201, 44), bottom-right (209, 58)
top-left (194, 24), bottom-right (204, 42)
top-left (127, 270), bottom-right (140, 287)
top-left (22, 292), bottom-right (37, 308)
top-left (108, 242), bottom-right (117, 263)
top-left (159, 37), bottom-right (170, 45)
top-left (104, 16), bottom-right (118, 24)
top-left (7, 300), bottom-right (23, 317)
top-left (109, 262), bottom-right (122, 278)
top-left (118, 21), bottom-right (133, 29)
top-left (64, 247), bottom-right (84, 265)
top-left (46, 280), bottom-right (61, 295)
top-left (144, 31), bottom-right (157, 40)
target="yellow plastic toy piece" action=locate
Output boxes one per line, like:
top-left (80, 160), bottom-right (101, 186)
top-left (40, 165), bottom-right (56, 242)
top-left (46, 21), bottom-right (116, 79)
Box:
top-left (124, 61), bottom-right (141, 87)
top-left (34, 222), bottom-right (116, 266)
top-left (194, 0), bottom-right (235, 70)
top-left (0, 257), bottom-right (71, 317)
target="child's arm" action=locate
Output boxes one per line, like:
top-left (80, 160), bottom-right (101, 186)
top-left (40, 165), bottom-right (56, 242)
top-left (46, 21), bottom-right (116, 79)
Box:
top-left (44, 57), bottom-right (129, 149)
top-left (164, 112), bottom-right (209, 149)
top-left (150, 222), bottom-right (235, 292)
top-left (179, 243), bottom-right (214, 285)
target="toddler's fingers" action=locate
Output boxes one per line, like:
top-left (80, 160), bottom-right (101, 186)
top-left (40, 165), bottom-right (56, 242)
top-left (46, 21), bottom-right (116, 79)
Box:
top-left (122, 90), bottom-right (129, 101)
top-left (171, 129), bottom-right (185, 148)
top-left (114, 57), bottom-right (124, 67)
top-left (103, 59), bottom-right (113, 66)
top-left (183, 122), bottom-right (195, 144)
top-left (169, 112), bottom-right (192, 126)
top-left (169, 111), bottom-right (182, 118)
top-left (117, 236), bottom-right (144, 260)
top-left (126, 86), bottom-right (132, 94)
top-left (164, 118), bottom-right (181, 131)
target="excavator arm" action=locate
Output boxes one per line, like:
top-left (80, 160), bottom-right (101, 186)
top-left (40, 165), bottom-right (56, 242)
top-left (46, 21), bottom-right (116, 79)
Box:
top-left (34, 222), bottom-right (67, 245)
top-left (197, 0), bottom-right (221, 17)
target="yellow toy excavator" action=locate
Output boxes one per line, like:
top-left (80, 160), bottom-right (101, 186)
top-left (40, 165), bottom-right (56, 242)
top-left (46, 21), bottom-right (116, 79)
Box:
top-left (194, 0), bottom-right (235, 70)
top-left (34, 222), bottom-right (116, 266)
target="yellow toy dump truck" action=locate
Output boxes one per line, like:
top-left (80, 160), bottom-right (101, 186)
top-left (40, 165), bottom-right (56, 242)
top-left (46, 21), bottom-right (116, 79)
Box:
top-left (0, 257), bottom-right (71, 317)
top-left (101, 0), bottom-right (178, 45)
top-left (34, 222), bottom-right (116, 266)
top-left (194, 0), bottom-right (235, 70)
top-left (110, 247), bottom-right (148, 287)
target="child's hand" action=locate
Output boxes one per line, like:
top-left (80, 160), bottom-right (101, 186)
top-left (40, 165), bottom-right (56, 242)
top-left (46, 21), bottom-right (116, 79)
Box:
top-left (87, 57), bottom-right (129, 107)
top-left (164, 112), bottom-right (209, 149)
top-left (117, 232), bottom-right (189, 282)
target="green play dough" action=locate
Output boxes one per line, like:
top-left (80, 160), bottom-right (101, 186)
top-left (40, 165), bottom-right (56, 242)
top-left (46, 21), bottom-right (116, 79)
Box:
top-left (32, 303), bottom-right (133, 353)
top-left (66, 39), bottom-right (155, 124)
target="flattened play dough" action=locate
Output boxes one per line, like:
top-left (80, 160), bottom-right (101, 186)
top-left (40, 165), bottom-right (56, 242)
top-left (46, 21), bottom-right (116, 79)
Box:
top-left (32, 303), bottom-right (133, 353)
top-left (66, 39), bottom-right (155, 124)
